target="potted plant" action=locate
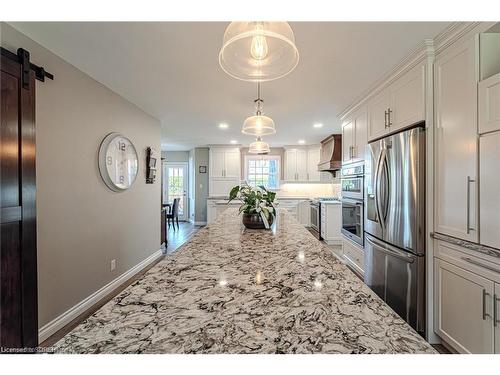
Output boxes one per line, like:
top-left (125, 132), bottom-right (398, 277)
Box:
top-left (228, 183), bottom-right (277, 229)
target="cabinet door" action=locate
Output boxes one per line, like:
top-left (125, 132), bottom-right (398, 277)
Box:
top-left (480, 132), bottom-right (500, 249)
top-left (389, 63), bottom-right (425, 132)
top-left (353, 109), bottom-right (367, 161)
top-left (434, 36), bottom-right (478, 242)
top-left (434, 258), bottom-right (494, 353)
top-left (224, 149), bottom-right (240, 179)
top-left (296, 149), bottom-right (308, 181)
top-left (368, 88), bottom-right (391, 141)
top-left (210, 149), bottom-right (225, 178)
top-left (307, 148), bottom-right (321, 181)
top-left (342, 119), bottom-right (354, 163)
top-left (284, 150), bottom-right (297, 181)
top-left (496, 283), bottom-right (500, 354)
top-left (479, 72), bottom-right (500, 134)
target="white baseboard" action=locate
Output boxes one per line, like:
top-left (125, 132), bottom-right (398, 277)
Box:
top-left (194, 221), bottom-right (207, 226)
top-left (38, 249), bottom-right (164, 343)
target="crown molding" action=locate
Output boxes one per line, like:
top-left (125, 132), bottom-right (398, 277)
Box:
top-left (338, 39), bottom-right (434, 119)
top-left (337, 22), bottom-right (496, 120)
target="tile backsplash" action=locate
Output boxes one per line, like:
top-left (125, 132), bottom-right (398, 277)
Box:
top-left (278, 183), bottom-right (341, 198)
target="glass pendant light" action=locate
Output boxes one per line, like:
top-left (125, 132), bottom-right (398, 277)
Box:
top-left (242, 83), bottom-right (276, 136)
top-left (219, 21), bottom-right (299, 82)
top-left (249, 137), bottom-right (270, 154)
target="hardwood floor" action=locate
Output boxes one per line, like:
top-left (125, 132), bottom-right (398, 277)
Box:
top-left (166, 221), bottom-right (203, 253)
top-left (41, 221), bottom-right (203, 348)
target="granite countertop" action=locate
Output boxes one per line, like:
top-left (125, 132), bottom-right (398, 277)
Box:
top-left (54, 209), bottom-right (435, 354)
top-left (431, 232), bottom-right (500, 259)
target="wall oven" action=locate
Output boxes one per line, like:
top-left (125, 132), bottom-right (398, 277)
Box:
top-left (341, 162), bottom-right (364, 200)
top-left (341, 197), bottom-right (364, 246)
top-left (341, 162), bottom-right (364, 246)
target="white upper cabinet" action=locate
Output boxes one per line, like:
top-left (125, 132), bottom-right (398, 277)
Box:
top-left (306, 148), bottom-right (321, 181)
top-left (390, 63), bottom-right (426, 131)
top-left (223, 148), bottom-right (241, 178)
top-left (368, 87), bottom-right (391, 141)
top-left (342, 119), bottom-right (354, 164)
top-left (479, 131), bottom-right (500, 249)
top-left (283, 149), bottom-right (298, 181)
top-left (296, 149), bottom-right (308, 181)
top-left (342, 106), bottom-right (368, 164)
top-left (434, 36), bottom-right (478, 242)
top-left (209, 147), bottom-right (241, 196)
top-left (479, 72), bottom-right (500, 134)
top-left (284, 146), bottom-right (321, 182)
top-left (367, 63), bottom-right (425, 141)
top-left (210, 148), bottom-right (226, 178)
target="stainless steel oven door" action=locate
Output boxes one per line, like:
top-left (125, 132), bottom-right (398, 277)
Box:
top-left (341, 198), bottom-right (364, 246)
top-left (341, 176), bottom-right (364, 200)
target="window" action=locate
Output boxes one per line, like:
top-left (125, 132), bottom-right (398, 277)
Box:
top-left (244, 155), bottom-right (280, 190)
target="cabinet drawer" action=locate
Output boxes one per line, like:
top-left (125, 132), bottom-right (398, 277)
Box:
top-left (434, 240), bottom-right (500, 284)
top-left (343, 238), bottom-right (364, 270)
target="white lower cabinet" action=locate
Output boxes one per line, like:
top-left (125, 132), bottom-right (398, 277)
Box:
top-left (342, 236), bottom-right (364, 276)
top-left (320, 203), bottom-right (341, 245)
top-left (206, 199), bottom-right (240, 225)
top-left (434, 240), bottom-right (500, 353)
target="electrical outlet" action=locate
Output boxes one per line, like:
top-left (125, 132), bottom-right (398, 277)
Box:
top-left (110, 259), bottom-right (116, 271)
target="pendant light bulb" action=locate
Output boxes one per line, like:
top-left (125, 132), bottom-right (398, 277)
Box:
top-left (250, 24), bottom-right (269, 60)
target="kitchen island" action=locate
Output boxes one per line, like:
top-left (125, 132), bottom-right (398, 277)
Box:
top-left (54, 209), bottom-right (435, 354)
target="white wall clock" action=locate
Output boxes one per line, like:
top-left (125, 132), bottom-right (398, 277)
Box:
top-left (98, 132), bottom-right (139, 192)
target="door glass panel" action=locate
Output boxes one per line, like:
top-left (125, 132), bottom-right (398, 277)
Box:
top-left (342, 202), bottom-right (362, 238)
top-left (167, 166), bottom-right (185, 217)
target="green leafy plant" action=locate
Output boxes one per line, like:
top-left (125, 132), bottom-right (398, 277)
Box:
top-left (228, 183), bottom-right (277, 227)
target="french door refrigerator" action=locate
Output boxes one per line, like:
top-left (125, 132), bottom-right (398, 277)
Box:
top-left (364, 126), bottom-right (426, 336)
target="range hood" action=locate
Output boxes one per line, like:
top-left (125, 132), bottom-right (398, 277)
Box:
top-left (318, 134), bottom-right (342, 172)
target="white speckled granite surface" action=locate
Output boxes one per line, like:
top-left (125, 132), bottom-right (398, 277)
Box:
top-left (54, 209), bottom-right (435, 354)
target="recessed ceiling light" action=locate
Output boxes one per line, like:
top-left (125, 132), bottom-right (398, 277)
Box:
top-left (230, 140), bottom-right (238, 144)
top-left (313, 123), bottom-right (323, 128)
top-left (298, 139), bottom-right (305, 145)
top-left (218, 123), bottom-right (229, 129)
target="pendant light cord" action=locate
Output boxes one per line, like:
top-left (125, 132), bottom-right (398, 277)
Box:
top-left (255, 82), bottom-right (263, 115)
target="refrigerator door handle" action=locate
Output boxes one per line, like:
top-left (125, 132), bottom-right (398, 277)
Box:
top-left (373, 149), bottom-right (383, 228)
top-left (375, 148), bottom-right (386, 230)
top-left (381, 149), bottom-right (390, 222)
top-left (365, 235), bottom-right (416, 262)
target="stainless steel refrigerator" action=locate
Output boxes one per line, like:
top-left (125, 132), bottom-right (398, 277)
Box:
top-left (364, 126), bottom-right (426, 336)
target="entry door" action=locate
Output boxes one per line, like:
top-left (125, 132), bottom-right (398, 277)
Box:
top-left (1, 54), bottom-right (38, 348)
top-left (164, 163), bottom-right (188, 221)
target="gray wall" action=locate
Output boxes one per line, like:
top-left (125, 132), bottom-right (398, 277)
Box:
top-left (162, 151), bottom-right (189, 163)
top-left (1, 23), bottom-right (161, 327)
top-left (194, 148), bottom-right (209, 223)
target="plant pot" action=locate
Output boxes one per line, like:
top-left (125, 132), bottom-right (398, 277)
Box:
top-left (242, 213), bottom-right (273, 229)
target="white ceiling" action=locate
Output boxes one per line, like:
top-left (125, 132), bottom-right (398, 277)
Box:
top-left (10, 22), bottom-right (450, 151)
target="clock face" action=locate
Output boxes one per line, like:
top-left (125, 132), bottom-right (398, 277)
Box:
top-left (98, 133), bottom-right (138, 192)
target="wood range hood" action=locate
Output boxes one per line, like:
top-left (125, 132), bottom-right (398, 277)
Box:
top-left (318, 134), bottom-right (342, 172)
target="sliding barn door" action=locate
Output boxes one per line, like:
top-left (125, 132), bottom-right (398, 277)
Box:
top-left (0, 54), bottom-right (38, 349)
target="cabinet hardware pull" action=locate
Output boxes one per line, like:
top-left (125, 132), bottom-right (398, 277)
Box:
top-left (387, 108), bottom-right (392, 126)
top-left (494, 294), bottom-right (499, 327)
top-left (461, 257), bottom-right (500, 274)
top-left (384, 110), bottom-right (388, 128)
top-left (466, 176), bottom-right (475, 233)
top-left (482, 289), bottom-right (492, 320)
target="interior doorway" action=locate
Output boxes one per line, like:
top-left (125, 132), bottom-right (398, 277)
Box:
top-left (162, 162), bottom-right (189, 221)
